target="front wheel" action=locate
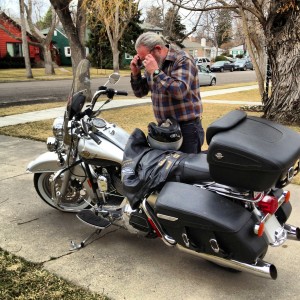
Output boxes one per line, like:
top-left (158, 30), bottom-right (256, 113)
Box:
top-left (33, 173), bottom-right (92, 212)
top-left (210, 78), bottom-right (216, 86)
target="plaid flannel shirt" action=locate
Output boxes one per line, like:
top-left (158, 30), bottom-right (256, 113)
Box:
top-left (131, 45), bottom-right (202, 124)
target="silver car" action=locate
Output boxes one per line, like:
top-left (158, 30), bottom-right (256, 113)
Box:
top-left (198, 65), bottom-right (216, 86)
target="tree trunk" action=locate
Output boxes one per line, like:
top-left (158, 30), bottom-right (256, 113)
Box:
top-left (19, 0), bottom-right (33, 79)
top-left (43, 45), bottom-right (55, 75)
top-left (112, 44), bottom-right (120, 73)
top-left (264, 9), bottom-right (300, 125)
top-left (50, 0), bottom-right (86, 72)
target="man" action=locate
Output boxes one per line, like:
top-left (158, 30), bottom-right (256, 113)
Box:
top-left (130, 32), bottom-right (204, 154)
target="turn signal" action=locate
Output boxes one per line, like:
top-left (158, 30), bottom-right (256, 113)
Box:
top-left (257, 195), bottom-right (278, 215)
top-left (254, 223), bottom-right (265, 237)
top-left (284, 191), bottom-right (291, 203)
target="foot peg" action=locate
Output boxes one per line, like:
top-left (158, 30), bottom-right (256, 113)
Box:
top-left (77, 210), bottom-right (111, 229)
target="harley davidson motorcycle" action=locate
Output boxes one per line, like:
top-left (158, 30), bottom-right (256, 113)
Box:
top-left (27, 59), bottom-right (300, 280)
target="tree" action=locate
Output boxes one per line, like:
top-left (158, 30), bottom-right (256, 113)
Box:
top-left (167, 0), bottom-right (300, 125)
top-left (36, 7), bottom-right (53, 30)
top-left (83, 0), bottom-right (140, 73)
top-left (194, 10), bottom-right (222, 57)
top-left (145, 5), bottom-right (164, 27)
top-left (25, 1), bottom-right (57, 75)
top-left (19, 0), bottom-right (33, 78)
top-left (215, 9), bottom-right (233, 47)
top-left (87, 10), bottom-right (143, 69)
top-left (163, 6), bottom-right (186, 46)
top-left (50, 0), bottom-right (87, 72)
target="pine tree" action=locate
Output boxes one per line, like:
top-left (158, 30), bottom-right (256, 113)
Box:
top-left (163, 7), bottom-right (186, 46)
top-left (216, 9), bottom-right (233, 47)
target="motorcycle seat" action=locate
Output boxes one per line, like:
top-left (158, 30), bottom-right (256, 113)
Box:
top-left (169, 152), bottom-right (213, 183)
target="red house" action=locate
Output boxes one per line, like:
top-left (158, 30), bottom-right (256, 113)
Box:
top-left (0, 11), bottom-right (41, 66)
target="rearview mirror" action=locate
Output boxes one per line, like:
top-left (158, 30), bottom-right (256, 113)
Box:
top-left (108, 73), bottom-right (120, 85)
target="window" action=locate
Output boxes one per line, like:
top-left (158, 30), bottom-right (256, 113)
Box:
top-left (64, 47), bottom-right (90, 57)
top-left (64, 47), bottom-right (71, 57)
top-left (125, 53), bottom-right (133, 60)
top-left (7, 43), bottom-right (23, 57)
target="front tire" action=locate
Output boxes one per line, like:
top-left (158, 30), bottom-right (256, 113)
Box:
top-left (33, 173), bottom-right (92, 212)
top-left (210, 78), bottom-right (216, 86)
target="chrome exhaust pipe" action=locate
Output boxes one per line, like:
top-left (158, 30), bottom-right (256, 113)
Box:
top-left (284, 224), bottom-right (300, 240)
top-left (177, 245), bottom-right (277, 280)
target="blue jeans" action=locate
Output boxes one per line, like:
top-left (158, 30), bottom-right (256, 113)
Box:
top-left (179, 118), bottom-right (204, 154)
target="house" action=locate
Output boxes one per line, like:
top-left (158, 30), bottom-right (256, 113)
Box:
top-left (182, 38), bottom-right (212, 59)
top-left (139, 23), bottom-right (164, 35)
top-left (229, 45), bottom-right (247, 57)
top-left (0, 11), bottom-right (41, 67)
top-left (41, 27), bottom-right (71, 66)
top-left (41, 27), bottom-right (90, 66)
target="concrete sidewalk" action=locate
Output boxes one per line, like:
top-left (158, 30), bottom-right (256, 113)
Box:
top-left (1, 134), bottom-right (300, 299)
top-left (0, 85), bottom-right (261, 127)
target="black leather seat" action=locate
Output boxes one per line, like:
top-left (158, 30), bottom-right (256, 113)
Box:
top-left (168, 153), bottom-right (212, 183)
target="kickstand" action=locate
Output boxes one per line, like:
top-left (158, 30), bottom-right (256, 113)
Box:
top-left (70, 229), bottom-right (102, 251)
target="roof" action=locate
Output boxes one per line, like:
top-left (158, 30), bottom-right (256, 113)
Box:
top-left (140, 22), bottom-right (163, 32)
top-left (182, 40), bottom-right (203, 48)
top-left (0, 10), bottom-right (43, 39)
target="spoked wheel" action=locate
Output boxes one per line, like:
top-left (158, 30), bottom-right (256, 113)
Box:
top-left (33, 173), bottom-right (92, 212)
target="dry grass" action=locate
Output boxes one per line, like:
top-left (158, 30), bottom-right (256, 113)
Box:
top-left (0, 67), bottom-right (131, 82)
top-left (203, 88), bottom-right (261, 101)
top-left (200, 81), bottom-right (257, 92)
top-left (0, 248), bottom-right (107, 300)
top-left (0, 102), bottom-right (66, 117)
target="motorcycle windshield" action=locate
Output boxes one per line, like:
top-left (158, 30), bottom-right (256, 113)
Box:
top-left (67, 59), bottom-right (92, 118)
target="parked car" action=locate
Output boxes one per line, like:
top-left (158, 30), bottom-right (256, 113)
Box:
top-left (194, 57), bottom-right (211, 69)
top-left (197, 65), bottom-right (216, 86)
top-left (234, 58), bottom-right (254, 71)
top-left (210, 60), bottom-right (235, 72)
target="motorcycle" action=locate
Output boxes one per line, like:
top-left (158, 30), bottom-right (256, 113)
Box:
top-left (27, 59), bottom-right (300, 280)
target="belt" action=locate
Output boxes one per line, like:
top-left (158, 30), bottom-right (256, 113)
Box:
top-left (179, 117), bottom-right (200, 125)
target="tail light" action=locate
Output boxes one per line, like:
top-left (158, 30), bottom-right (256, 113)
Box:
top-left (257, 195), bottom-right (278, 215)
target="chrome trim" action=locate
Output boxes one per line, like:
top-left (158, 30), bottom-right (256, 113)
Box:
top-left (157, 213), bottom-right (178, 221)
top-left (209, 239), bottom-right (220, 253)
top-left (177, 245), bottom-right (277, 280)
top-left (284, 224), bottom-right (300, 240)
top-left (142, 199), bottom-right (176, 246)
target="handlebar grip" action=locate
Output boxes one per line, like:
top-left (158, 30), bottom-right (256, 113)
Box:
top-left (115, 90), bottom-right (128, 96)
top-left (89, 132), bottom-right (102, 145)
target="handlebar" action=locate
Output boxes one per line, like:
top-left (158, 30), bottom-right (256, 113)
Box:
top-left (114, 90), bottom-right (128, 96)
top-left (89, 132), bottom-right (102, 145)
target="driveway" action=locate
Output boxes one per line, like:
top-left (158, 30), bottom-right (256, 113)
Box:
top-left (1, 134), bottom-right (300, 299)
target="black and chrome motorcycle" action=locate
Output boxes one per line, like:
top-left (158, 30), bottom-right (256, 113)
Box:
top-left (27, 59), bottom-right (300, 280)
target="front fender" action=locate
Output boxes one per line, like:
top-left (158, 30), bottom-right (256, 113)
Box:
top-left (26, 152), bottom-right (66, 173)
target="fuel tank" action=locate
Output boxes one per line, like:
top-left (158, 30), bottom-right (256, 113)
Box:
top-left (78, 120), bottom-right (129, 164)
top-left (78, 135), bottom-right (124, 164)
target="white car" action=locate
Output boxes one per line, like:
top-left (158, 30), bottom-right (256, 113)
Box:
top-left (194, 57), bottom-right (211, 69)
top-left (198, 65), bottom-right (216, 86)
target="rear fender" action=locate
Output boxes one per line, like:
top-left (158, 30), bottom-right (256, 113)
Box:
top-left (26, 152), bottom-right (66, 173)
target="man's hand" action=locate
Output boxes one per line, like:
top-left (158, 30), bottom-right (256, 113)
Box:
top-left (143, 54), bottom-right (159, 75)
top-left (130, 55), bottom-right (142, 76)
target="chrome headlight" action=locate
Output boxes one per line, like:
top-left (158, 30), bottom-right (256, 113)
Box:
top-left (52, 116), bottom-right (64, 141)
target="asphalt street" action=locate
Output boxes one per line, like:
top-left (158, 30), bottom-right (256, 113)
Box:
top-left (0, 70), bottom-right (257, 105)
